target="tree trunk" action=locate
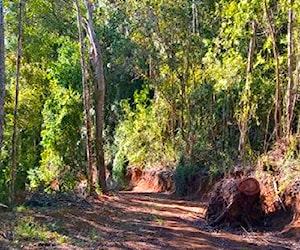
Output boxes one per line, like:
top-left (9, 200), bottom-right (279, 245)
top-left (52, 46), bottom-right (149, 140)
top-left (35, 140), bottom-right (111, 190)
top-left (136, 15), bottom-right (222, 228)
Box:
top-left (10, 0), bottom-right (25, 207)
top-left (84, 0), bottom-right (107, 193)
top-left (206, 177), bottom-right (262, 226)
top-left (264, 0), bottom-right (282, 140)
top-left (0, 0), bottom-right (5, 149)
top-left (286, 0), bottom-right (295, 137)
top-left (74, 0), bottom-right (95, 193)
top-left (238, 21), bottom-right (256, 162)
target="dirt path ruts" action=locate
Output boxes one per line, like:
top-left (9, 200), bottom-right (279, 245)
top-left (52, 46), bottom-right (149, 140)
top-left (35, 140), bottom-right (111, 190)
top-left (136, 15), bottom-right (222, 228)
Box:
top-left (94, 192), bottom-right (299, 250)
top-left (1, 191), bottom-right (299, 249)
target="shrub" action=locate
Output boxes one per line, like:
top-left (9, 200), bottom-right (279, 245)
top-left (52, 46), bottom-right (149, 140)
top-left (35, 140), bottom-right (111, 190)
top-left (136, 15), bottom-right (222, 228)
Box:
top-left (112, 150), bottom-right (128, 189)
top-left (112, 87), bottom-right (178, 180)
top-left (28, 82), bottom-right (84, 190)
top-left (173, 156), bottom-right (205, 196)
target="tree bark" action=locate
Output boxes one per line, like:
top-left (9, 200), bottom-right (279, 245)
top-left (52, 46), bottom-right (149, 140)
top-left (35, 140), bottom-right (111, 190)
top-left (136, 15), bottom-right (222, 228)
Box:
top-left (84, 0), bottom-right (107, 193)
top-left (264, 0), bottom-right (282, 140)
top-left (238, 21), bottom-right (256, 162)
top-left (10, 0), bottom-right (22, 204)
top-left (10, 0), bottom-right (25, 207)
top-left (0, 0), bottom-right (5, 150)
top-left (286, 0), bottom-right (295, 137)
top-left (74, 0), bottom-right (95, 193)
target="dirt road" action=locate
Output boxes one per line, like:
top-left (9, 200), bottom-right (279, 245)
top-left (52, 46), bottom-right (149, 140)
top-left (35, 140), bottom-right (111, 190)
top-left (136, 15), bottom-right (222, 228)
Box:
top-left (1, 191), bottom-right (299, 249)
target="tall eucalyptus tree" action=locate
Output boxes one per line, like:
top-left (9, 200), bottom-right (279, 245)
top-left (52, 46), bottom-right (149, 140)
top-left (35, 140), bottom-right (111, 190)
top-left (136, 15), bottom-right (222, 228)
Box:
top-left (0, 0), bottom-right (5, 150)
top-left (84, 0), bottom-right (107, 192)
top-left (264, 0), bottom-right (282, 140)
top-left (286, 0), bottom-right (295, 137)
top-left (73, 0), bottom-right (95, 193)
top-left (10, 0), bottom-right (25, 206)
top-left (238, 21), bottom-right (257, 162)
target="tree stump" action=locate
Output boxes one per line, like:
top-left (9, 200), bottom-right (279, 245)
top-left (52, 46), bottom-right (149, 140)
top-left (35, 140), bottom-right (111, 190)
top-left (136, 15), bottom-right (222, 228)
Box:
top-left (205, 177), bottom-right (262, 226)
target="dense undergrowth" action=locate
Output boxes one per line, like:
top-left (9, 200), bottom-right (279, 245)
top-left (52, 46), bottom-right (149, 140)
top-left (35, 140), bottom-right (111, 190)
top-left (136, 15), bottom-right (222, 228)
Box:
top-left (1, 0), bottom-right (300, 208)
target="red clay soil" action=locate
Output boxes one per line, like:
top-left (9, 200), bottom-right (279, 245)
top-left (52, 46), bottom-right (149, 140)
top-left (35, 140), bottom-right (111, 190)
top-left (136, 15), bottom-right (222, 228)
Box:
top-left (1, 191), bottom-right (299, 249)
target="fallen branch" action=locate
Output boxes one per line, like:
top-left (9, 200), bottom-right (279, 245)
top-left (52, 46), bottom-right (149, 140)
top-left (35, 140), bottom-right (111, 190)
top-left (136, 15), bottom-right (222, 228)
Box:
top-left (273, 178), bottom-right (286, 212)
top-left (0, 203), bottom-right (8, 208)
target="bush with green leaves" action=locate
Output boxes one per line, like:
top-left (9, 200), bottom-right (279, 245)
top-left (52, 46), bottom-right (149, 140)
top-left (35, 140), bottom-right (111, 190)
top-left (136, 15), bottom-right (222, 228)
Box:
top-left (48, 36), bottom-right (82, 92)
top-left (28, 82), bottom-right (84, 190)
top-left (173, 156), bottom-right (203, 196)
top-left (111, 150), bottom-right (128, 189)
top-left (174, 146), bottom-right (237, 196)
top-left (0, 164), bottom-right (9, 203)
top-left (112, 87), bottom-right (178, 184)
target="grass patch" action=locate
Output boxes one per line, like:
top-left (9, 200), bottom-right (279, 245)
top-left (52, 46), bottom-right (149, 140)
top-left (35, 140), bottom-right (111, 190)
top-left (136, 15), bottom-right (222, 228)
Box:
top-left (14, 214), bottom-right (69, 245)
top-left (152, 214), bottom-right (164, 226)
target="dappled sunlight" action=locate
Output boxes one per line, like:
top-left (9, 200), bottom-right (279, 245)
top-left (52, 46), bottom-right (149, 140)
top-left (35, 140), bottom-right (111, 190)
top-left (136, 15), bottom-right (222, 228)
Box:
top-left (0, 191), bottom-right (299, 249)
top-left (127, 197), bottom-right (206, 215)
top-left (1, 0), bottom-right (300, 249)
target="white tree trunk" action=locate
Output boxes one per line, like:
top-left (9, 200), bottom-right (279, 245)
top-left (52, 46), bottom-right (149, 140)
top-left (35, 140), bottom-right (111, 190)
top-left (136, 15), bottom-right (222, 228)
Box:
top-left (74, 0), bottom-right (95, 193)
top-left (84, 0), bottom-right (107, 192)
top-left (238, 21), bottom-right (256, 162)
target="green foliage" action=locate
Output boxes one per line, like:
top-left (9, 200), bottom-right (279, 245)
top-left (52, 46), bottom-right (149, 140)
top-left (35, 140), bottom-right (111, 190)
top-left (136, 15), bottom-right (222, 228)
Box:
top-left (174, 146), bottom-right (237, 196)
top-left (15, 215), bottom-right (69, 244)
top-left (112, 150), bottom-right (127, 188)
top-left (47, 37), bottom-right (82, 91)
top-left (0, 59), bottom-right (50, 194)
top-left (173, 157), bottom-right (204, 196)
top-left (16, 219), bottom-right (48, 241)
top-left (113, 87), bottom-right (177, 171)
top-left (0, 164), bottom-right (9, 203)
top-left (28, 82), bottom-right (83, 190)
top-left (2, 0), bottom-right (300, 197)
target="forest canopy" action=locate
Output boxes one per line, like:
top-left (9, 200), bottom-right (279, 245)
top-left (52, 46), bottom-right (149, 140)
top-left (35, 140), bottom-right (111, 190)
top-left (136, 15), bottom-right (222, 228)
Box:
top-left (0, 0), bottom-right (300, 203)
